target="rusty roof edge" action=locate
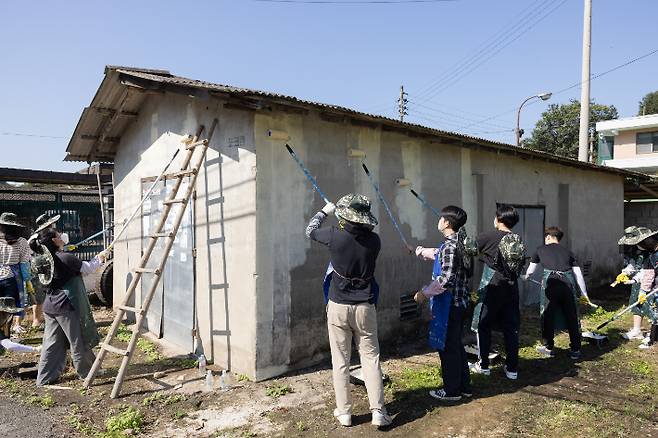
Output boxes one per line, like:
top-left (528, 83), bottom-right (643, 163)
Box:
top-left (65, 67), bottom-right (650, 180)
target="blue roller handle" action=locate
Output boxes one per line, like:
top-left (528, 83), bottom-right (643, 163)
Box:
top-left (285, 144), bottom-right (330, 204)
top-left (410, 189), bottom-right (441, 217)
top-left (361, 163), bottom-right (412, 252)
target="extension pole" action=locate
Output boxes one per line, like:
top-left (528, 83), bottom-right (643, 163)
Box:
top-left (410, 189), bottom-right (441, 217)
top-left (524, 277), bottom-right (598, 308)
top-left (361, 163), bottom-right (412, 252)
top-left (578, 0), bottom-right (592, 162)
top-left (285, 144), bottom-right (330, 204)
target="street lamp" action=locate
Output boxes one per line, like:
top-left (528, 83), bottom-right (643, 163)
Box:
top-left (516, 92), bottom-right (552, 147)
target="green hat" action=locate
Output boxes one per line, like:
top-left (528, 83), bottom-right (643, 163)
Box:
top-left (622, 226), bottom-right (658, 246)
top-left (335, 193), bottom-right (378, 227)
top-left (0, 212), bottom-right (25, 228)
top-left (0, 297), bottom-right (22, 314)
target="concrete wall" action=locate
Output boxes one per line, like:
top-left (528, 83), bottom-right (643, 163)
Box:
top-left (624, 201), bottom-right (658, 228)
top-left (252, 109), bottom-right (625, 380)
top-left (112, 93), bottom-right (259, 378)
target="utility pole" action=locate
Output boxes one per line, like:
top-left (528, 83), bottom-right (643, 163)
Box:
top-left (398, 85), bottom-right (408, 122)
top-left (578, 0), bottom-right (592, 162)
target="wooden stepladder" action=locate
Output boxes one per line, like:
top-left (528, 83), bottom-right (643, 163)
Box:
top-left (84, 119), bottom-right (218, 398)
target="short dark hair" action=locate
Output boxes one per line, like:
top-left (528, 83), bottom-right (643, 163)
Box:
top-left (440, 205), bottom-right (467, 231)
top-left (544, 226), bottom-right (564, 241)
top-left (496, 204), bottom-right (519, 228)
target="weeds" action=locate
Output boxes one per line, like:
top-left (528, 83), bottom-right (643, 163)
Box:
top-left (115, 324), bottom-right (132, 343)
top-left (136, 338), bottom-right (161, 362)
top-left (27, 392), bottom-right (55, 409)
top-left (265, 384), bottom-right (293, 398)
top-left (105, 405), bottom-right (144, 435)
top-left (142, 392), bottom-right (187, 407)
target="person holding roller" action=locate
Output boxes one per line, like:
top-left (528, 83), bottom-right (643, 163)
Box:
top-left (305, 194), bottom-right (392, 428)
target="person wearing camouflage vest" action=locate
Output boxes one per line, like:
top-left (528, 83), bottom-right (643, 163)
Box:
top-left (470, 205), bottom-right (523, 380)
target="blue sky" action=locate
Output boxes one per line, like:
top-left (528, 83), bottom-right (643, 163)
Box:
top-left (1, 0), bottom-right (656, 172)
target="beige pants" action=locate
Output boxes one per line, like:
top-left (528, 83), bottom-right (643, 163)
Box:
top-left (326, 300), bottom-right (385, 415)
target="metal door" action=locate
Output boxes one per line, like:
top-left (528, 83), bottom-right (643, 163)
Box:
top-left (509, 206), bottom-right (545, 305)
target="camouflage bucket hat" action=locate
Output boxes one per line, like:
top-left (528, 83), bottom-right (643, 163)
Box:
top-left (335, 193), bottom-right (378, 227)
top-left (618, 226), bottom-right (640, 245)
top-left (0, 212), bottom-right (25, 228)
top-left (623, 226), bottom-right (658, 246)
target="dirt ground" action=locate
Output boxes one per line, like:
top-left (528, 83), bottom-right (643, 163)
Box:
top-left (1, 286), bottom-right (657, 438)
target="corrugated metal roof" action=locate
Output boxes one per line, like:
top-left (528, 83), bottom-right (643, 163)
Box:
top-left (65, 66), bottom-right (648, 180)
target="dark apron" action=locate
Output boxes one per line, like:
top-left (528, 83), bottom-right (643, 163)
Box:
top-left (539, 269), bottom-right (581, 333)
top-left (59, 275), bottom-right (100, 348)
top-left (322, 263), bottom-right (379, 305)
top-left (470, 264), bottom-right (496, 333)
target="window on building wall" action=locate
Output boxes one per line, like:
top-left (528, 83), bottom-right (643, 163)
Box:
top-left (636, 131), bottom-right (658, 154)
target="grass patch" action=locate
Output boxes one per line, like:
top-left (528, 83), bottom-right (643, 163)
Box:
top-left (27, 392), bottom-right (55, 409)
top-left (172, 410), bottom-right (187, 420)
top-left (136, 338), bottom-right (161, 362)
top-left (142, 392), bottom-right (187, 407)
top-left (295, 420), bottom-right (307, 432)
top-left (626, 382), bottom-right (657, 398)
top-left (0, 378), bottom-right (19, 394)
top-left (236, 373), bottom-right (251, 383)
top-left (629, 359), bottom-right (654, 377)
top-left (105, 405), bottom-right (144, 436)
top-left (265, 384), bottom-right (293, 398)
top-left (115, 324), bottom-right (132, 343)
top-left (396, 366), bottom-right (442, 391)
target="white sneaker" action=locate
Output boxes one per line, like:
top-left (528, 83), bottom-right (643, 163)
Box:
top-left (622, 329), bottom-right (644, 340)
top-left (333, 409), bottom-right (352, 427)
top-left (641, 336), bottom-right (651, 345)
top-left (371, 408), bottom-right (392, 427)
top-left (469, 361), bottom-right (491, 376)
top-left (503, 365), bottom-right (518, 380)
top-left (639, 343), bottom-right (655, 350)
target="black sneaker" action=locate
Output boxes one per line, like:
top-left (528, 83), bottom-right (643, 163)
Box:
top-left (570, 350), bottom-right (582, 360)
top-left (429, 388), bottom-right (462, 401)
top-left (461, 390), bottom-right (473, 398)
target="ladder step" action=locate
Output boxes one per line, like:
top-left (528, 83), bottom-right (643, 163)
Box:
top-left (163, 198), bottom-right (187, 205)
top-left (134, 267), bottom-right (161, 275)
top-left (150, 231), bottom-right (174, 238)
top-left (102, 343), bottom-right (129, 357)
top-left (185, 139), bottom-right (209, 150)
top-left (117, 305), bottom-right (145, 316)
top-left (167, 169), bottom-right (197, 179)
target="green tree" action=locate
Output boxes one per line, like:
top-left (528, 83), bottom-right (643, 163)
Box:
top-left (638, 91), bottom-right (658, 115)
top-left (523, 99), bottom-right (618, 160)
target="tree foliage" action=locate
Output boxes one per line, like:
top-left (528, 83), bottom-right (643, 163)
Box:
top-left (638, 91), bottom-right (658, 116)
top-left (523, 99), bottom-right (618, 160)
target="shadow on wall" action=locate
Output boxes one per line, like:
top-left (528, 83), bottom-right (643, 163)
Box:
top-left (202, 151), bottom-right (232, 369)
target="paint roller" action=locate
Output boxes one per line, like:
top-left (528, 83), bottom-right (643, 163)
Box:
top-left (361, 162), bottom-right (413, 253)
top-left (269, 129), bottom-right (330, 204)
top-left (523, 277), bottom-right (599, 309)
top-left (596, 289), bottom-right (658, 330)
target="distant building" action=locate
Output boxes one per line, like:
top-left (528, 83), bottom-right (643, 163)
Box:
top-left (597, 114), bottom-right (658, 174)
top-left (597, 115), bottom-right (658, 228)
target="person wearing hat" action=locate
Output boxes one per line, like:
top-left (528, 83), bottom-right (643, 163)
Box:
top-left (0, 297), bottom-right (41, 355)
top-left (0, 212), bottom-right (32, 334)
top-left (635, 228), bottom-right (658, 349)
top-left (613, 226), bottom-right (651, 341)
top-left (305, 194), bottom-right (392, 428)
top-left (26, 213), bottom-right (61, 330)
top-left (29, 218), bottom-right (106, 385)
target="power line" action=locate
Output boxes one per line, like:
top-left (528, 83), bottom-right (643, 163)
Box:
top-left (409, 100), bottom-right (513, 130)
top-left (458, 47), bottom-right (658, 131)
top-left (1, 131), bottom-right (67, 139)
top-left (253, 0), bottom-right (457, 3)
top-left (414, 0), bottom-right (551, 98)
top-left (416, 0), bottom-right (569, 102)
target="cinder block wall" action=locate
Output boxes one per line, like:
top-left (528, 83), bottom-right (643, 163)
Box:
top-left (624, 202), bottom-right (658, 228)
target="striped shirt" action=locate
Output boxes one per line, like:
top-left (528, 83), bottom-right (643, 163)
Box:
top-left (0, 238), bottom-right (31, 280)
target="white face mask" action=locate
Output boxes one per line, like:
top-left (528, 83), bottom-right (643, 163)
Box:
top-left (60, 233), bottom-right (70, 245)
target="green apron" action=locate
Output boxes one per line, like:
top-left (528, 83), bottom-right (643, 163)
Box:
top-left (61, 275), bottom-right (100, 348)
top-left (628, 255), bottom-right (644, 316)
top-left (471, 264), bottom-right (496, 332)
top-left (539, 269), bottom-right (581, 333)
